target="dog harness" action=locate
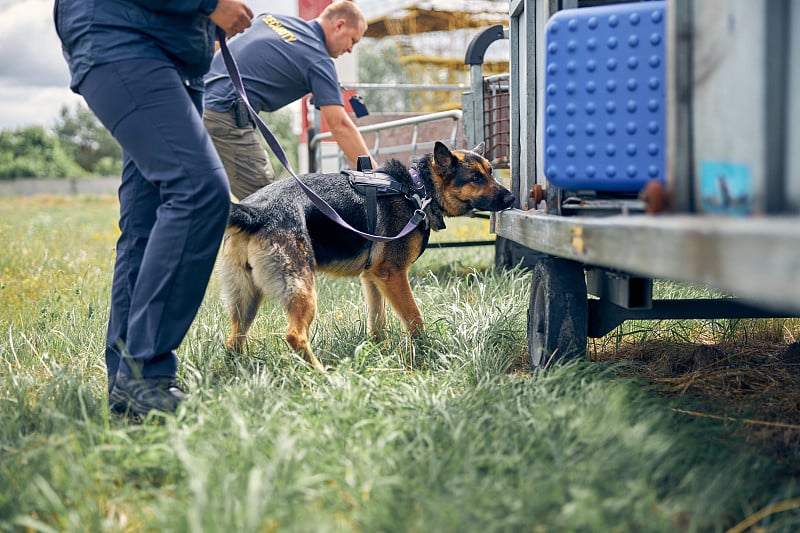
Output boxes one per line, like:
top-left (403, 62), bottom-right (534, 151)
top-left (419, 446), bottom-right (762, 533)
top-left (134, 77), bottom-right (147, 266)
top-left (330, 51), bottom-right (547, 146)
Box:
top-left (343, 156), bottom-right (430, 236)
top-left (343, 157), bottom-right (431, 268)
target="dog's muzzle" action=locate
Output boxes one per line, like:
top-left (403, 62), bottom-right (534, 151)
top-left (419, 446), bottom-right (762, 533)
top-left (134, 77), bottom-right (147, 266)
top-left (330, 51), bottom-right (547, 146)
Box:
top-left (475, 190), bottom-right (515, 211)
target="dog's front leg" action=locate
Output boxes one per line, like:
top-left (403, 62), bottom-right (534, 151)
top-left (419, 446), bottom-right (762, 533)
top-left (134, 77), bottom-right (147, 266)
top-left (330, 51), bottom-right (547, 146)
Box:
top-left (360, 273), bottom-right (387, 339)
top-left (369, 267), bottom-right (424, 338)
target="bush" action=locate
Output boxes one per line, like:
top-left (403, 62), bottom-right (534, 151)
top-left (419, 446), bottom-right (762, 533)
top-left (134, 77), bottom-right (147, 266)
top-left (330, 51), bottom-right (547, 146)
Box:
top-left (0, 126), bottom-right (86, 179)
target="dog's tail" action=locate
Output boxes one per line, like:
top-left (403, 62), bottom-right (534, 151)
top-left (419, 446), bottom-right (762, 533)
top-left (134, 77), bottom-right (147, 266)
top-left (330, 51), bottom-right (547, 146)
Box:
top-left (227, 202), bottom-right (262, 233)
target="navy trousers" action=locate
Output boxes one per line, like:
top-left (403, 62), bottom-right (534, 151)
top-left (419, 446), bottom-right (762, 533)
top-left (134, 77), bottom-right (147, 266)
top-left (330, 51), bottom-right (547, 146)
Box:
top-left (78, 58), bottom-right (230, 391)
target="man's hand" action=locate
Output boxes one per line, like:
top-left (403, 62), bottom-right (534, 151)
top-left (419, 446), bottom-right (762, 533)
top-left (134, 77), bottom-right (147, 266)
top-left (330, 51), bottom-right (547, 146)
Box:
top-left (210, 0), bottom-right (253, 36)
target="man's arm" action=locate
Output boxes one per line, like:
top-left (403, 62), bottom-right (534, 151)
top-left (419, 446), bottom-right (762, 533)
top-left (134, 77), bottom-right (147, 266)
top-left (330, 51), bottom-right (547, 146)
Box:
top-left (319, 105), bottom-right (378, 169)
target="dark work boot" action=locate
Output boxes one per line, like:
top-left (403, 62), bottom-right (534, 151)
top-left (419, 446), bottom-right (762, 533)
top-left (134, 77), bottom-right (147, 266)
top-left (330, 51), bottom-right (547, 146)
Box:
top-left (108, 373), bottom-right (185, 417)
top-left (107, 375), bottom-right (126, 415)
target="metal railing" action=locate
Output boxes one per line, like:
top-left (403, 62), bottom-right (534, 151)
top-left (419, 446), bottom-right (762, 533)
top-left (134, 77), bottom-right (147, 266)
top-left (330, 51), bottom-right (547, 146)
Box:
top-left (308, 109), bottom-right (463, 172)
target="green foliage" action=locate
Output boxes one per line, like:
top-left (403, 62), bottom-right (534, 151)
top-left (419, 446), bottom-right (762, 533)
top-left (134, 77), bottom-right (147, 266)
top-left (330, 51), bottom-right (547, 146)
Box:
top-left (2, 197), bottom-right (800, 532)
top-left (0, 103), bottom-right (125, 179)
top-left (358, 38), bottom-right (411, 112)
top-left (1, 102), bottom-right (307, 182)
top-left (259, 108), bottom-right (299, 178)
top-left (0, 126), bottom-right (86, 179)
top-left (53, 104), bottom-right (122, 176)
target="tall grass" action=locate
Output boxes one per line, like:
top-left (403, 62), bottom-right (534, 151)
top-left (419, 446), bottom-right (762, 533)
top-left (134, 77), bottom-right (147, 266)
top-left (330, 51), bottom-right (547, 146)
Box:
top-left (1, 196), bottom-right (799, 532)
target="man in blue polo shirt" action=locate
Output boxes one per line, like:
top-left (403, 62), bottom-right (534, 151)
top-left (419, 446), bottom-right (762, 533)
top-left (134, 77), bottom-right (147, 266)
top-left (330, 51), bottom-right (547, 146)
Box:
top-left (204, 1), bottom-right (377, 200)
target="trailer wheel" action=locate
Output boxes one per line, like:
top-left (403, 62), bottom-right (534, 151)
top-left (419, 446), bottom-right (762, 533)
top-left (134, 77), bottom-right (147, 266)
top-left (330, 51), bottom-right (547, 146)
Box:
top-left (527, 257), bottom-right (588, 369)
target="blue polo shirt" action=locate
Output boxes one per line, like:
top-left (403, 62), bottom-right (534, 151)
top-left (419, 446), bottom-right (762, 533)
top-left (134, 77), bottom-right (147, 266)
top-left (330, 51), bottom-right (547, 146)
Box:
top-left (204, 13), bottom-right (344, 113)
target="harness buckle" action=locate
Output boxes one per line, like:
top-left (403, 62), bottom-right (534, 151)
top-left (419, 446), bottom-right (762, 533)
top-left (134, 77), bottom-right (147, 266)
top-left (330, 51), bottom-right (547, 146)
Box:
top-left (356, 155), bottom-right (373, 172)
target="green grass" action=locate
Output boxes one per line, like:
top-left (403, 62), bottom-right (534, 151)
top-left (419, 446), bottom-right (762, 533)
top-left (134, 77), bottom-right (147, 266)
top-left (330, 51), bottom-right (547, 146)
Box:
top-left (1, 195), bottom-right (800, 532)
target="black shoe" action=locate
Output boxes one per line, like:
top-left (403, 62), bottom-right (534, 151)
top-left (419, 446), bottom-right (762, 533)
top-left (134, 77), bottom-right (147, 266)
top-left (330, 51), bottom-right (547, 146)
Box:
top-left (108, 373), bottom-right (185, 417)
top-left (108, 375), bottom-right (123, 415)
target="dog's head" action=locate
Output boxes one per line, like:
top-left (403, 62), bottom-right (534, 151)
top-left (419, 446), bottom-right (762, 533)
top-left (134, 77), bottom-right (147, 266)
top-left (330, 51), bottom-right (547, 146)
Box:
top-left (428, 141), bottom-right (515, 216)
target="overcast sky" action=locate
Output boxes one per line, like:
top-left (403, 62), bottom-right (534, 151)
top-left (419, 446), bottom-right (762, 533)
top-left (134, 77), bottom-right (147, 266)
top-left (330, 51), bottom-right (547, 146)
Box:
top-left (0, 0), bottom-right (297, 131)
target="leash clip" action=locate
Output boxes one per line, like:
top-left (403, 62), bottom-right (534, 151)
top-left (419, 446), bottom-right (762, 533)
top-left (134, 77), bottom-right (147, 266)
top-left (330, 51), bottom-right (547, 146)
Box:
top-left (406, 192), bottom-right (424, 210)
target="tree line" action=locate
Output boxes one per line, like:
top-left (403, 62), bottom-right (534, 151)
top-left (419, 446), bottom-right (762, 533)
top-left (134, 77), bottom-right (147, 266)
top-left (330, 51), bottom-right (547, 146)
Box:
top-left (0, 104), bottom-right (298, 180)
top-left (0, 105), bottom-right (121, 179)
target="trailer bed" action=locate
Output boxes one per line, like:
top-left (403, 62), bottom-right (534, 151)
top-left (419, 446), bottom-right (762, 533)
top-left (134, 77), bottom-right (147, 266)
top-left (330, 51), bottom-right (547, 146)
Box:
top-left (493, 209), bottom-right (800, 314)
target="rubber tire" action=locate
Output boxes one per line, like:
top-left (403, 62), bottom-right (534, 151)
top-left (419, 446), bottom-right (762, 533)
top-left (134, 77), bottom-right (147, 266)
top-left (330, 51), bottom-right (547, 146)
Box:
top-left (527, 257), bottom-right (588, 369)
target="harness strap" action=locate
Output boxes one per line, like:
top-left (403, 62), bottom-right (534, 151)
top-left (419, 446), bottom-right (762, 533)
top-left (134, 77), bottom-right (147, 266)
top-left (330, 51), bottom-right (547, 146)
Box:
top-left (408, 167), bottom-right (426, 212)
top-left (365, 186), bottom-right (377, 235)
top-left (216, 28), bottom-right (427, 243)
top-left (346, 171), bottom-right (410, 197)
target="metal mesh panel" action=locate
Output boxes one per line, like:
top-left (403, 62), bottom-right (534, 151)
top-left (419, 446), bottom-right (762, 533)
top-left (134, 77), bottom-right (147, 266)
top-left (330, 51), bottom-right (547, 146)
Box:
top-left (482, 73), bottom-right (510, 168)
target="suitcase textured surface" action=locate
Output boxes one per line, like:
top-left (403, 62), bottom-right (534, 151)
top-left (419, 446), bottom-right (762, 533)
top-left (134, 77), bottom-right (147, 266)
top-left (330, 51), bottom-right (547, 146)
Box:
top-left (543, 1), bottom-right (666, 192)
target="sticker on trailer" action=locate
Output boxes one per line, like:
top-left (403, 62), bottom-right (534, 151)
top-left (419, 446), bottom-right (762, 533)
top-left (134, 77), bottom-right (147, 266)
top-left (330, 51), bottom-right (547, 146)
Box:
top-left (698, 160), bottom-right (753, 215)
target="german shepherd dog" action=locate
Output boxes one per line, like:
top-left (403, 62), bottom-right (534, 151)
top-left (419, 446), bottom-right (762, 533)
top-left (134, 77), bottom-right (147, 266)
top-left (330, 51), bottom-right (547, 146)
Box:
top-left (218, 141), bottom-right (515, 370)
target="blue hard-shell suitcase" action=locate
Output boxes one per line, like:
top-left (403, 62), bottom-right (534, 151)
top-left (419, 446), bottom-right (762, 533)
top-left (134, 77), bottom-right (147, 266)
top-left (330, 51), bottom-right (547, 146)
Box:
top-left (542, 1), bottom-right (666, 192)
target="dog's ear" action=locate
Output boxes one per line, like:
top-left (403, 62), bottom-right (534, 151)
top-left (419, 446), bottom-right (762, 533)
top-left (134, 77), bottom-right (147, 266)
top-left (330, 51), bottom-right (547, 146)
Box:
top-left (471, 142), bottom-right (486, 157)
top-left (434, 141), bottom-right (455, 170)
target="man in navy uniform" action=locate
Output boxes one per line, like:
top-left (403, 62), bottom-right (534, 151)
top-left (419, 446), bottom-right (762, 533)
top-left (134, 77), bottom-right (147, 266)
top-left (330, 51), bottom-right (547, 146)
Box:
top-left (55, 0), bottom-right (253, 417)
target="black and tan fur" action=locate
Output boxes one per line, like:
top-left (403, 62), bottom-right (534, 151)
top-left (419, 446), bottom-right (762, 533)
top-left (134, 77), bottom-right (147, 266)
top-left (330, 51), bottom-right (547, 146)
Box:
top-left (218, 141), bottom-right (515, 369)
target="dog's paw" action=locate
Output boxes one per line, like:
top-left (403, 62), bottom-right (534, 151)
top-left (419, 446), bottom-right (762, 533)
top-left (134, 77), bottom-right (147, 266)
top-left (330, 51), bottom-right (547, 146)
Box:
top-left (292, 351), bottom-right (328, 373)
top-left (409, 332), bottom-right (438, 367)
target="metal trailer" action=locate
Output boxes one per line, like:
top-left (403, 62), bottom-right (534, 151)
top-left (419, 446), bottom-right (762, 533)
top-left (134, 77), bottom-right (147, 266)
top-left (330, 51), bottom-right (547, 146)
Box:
top-left (462, 0), bottom-right (800, 369)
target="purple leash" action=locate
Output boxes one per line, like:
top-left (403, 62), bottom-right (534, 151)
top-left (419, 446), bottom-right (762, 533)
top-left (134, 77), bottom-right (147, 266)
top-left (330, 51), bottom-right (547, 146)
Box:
top-left (216, 27), bottom-right (429, 243)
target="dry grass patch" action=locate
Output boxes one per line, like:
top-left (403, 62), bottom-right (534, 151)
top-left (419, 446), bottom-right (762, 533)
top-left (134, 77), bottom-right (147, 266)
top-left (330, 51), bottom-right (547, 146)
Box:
top-left (592, 321), bottom-right (800, 473)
